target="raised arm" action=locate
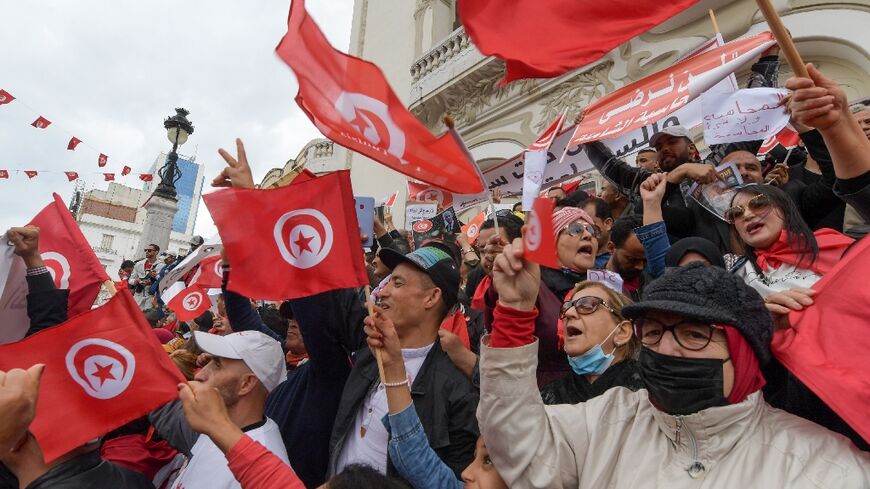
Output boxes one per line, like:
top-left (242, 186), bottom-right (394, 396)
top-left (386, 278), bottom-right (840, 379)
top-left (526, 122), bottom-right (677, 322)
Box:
top-left (636, 173), bottom-right (671, 278)
top-left (7, 226), bottom-right (69, 336)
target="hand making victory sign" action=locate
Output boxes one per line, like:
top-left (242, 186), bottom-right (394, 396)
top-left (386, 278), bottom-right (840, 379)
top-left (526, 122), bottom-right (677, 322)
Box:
top-left (213, 138), bottom-right (256, 189)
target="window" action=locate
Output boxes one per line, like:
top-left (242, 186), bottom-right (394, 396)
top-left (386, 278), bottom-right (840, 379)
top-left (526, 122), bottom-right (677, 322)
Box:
top-left (100, 234), bottom-right (114, 250)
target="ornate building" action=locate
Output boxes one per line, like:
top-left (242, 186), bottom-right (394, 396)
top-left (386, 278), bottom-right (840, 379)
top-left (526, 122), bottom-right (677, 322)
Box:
top-left (262, 0), bottom-right (870, 225)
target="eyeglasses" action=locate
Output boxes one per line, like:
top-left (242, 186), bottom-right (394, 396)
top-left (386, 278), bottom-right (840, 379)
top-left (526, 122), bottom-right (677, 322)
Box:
top-left (633, 317), bottom-right (720, 351)
top-left (724, 193), bottom-right (772, 224)
top-left (563, 221), bottom-right (601, 239)
top-left (560, 296), bottom-right (619, 319)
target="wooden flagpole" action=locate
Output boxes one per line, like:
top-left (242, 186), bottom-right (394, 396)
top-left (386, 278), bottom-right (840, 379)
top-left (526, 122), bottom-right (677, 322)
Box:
top-left (754, 0), bottom-right (809, 77)
top-left (364, 284), bottom-right (387, 382)
top-left (708, 9), bottom-right (721, 36)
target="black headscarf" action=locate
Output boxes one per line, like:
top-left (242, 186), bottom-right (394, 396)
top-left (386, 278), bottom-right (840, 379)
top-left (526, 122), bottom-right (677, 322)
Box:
top-left (665, 237), bottom-right (726, 269)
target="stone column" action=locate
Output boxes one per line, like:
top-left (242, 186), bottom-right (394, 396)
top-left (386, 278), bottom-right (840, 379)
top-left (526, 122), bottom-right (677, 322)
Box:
top-left (138, 195), bottom-right (177, 259)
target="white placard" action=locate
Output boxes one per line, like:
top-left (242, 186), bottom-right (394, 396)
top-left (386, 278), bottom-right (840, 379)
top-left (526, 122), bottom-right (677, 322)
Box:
top-left (405, 203), bottom-right (437, 224)
top-left (702, 88), bottom-right (791, 145)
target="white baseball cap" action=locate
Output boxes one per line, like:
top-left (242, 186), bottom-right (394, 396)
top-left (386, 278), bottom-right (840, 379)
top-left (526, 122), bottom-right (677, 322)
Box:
top-left (193, 331), bottom-right (287, 392)
top-left (649, 125), bottom-right (692, 148)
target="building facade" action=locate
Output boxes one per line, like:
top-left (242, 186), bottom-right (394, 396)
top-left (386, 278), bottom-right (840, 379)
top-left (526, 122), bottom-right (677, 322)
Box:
top-left (72, 181), bottom-right (198, 280)
top-left (143, 152), bottom-right (206, 236)
top-left (261, 0), bottom-right (870, 225)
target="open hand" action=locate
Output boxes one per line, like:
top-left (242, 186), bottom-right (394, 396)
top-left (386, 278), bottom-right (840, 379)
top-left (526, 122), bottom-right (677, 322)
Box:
top-left (213, 138), bottom-right (255, 189)
top-left (492, 238), bottom-right (540, 311)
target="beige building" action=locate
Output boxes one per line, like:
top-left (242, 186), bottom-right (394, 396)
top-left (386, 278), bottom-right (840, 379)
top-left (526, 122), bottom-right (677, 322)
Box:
top-left (261, 0), bottom-right (870, 225)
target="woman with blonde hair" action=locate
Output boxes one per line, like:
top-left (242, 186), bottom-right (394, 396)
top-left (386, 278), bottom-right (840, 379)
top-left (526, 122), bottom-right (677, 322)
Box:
top-left (541, 280), bottom-right (642, 405)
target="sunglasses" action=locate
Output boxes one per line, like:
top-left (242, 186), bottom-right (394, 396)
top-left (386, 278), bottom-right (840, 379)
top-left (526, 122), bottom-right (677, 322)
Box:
top-left (144, 248), bottom-right (156, 252)
top-left (562, 221), bottom-right (601, 239)
top-left (560, 296), bottom-right (619, 319)
top-left (724, 193), bottom-right (772, 224)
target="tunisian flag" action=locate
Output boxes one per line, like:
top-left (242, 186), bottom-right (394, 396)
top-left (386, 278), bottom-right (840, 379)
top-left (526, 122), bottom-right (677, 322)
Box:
top-left (0, 291), bottom-right (185, 462)
top-left (31, 193), bottom-right (111, 317)
top-left (407, 181), bottom-right (454, 209)
top-left (165, 283), bottom-right (212, 321)
top-left (523, 197), bottom-right (559, 268)
top-left (459, 0), bottom-right (700, 84)
top-left (0, 89), bottom-right (14, 105)
top-left (188, 255), bottom-right (224, 289)
top-left (772, 236), bottom-right (870, 443)
top-left (68, 137), bottom-right (82, 150)
top-left (275, 0), bottom-right (484, 195)
top-left (31, 116), bottom-right (51, 129)
top-left (204, 170), bottom-right (369, 300)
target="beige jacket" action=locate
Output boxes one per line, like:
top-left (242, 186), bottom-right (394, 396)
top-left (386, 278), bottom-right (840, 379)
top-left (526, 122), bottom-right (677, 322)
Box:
top-left (479, 339), bottom-right (870, 489)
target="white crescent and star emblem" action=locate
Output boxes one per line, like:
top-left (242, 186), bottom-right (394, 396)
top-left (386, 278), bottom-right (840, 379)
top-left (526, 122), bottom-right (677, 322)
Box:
top-left (412, 220), bottom-right (433, 233)
top-left (416, 188), bottom-right (444, 206)
top-left (525, 211), bottom-right (542, 251)
top-left (334, 92), bottom-right (407, 165)
top-left (65, 338), bottom-right (136, 400)
top-left (273, 209), bottom-right (334, 269)
top-left (41, 251), bottom-right (71, 289)
top-left (182, 291), bottom-right (203, 311)
top-left (467, 223), bottom-right (480, 239)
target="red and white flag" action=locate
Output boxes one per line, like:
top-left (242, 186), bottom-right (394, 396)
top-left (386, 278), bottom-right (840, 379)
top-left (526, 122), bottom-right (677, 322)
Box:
top-left (121, 165), bottom-right (132, 176)
top-left (67, 137), bottom-right (82, 151)
top-left (30, 194), bottom-right (111, 316)
top-left (383, 191), bottom-right (399, 208)
top-left (523, 197), bottom-right (559, 268)
top-left (0, 291), bottom-right (185, 462)
top-left (204, 170), bottom-right (369, 300)
top-left (64, 171), bottom-right (79, 182)
top-left (31, 116), bottom-right (51, 129)
top-left (523, 110), bottom-right (567, 211)
top-left (24, 171), bottom-right (38, 179)
top-left (758, 126), bottom-right (801, 155)
top-left (459, 0), bottom-right (699, 84)
top-left (569, 32), bottom-right (776, 145)
top-left (165, 283), bottom-right (212, 321)
top-left (462, 211), bottom-right (486, 245)
top-left (0, 170), bottom-right (8, 179)
top-left (188, 255), bottom-right (224, 290)
top-left (139, 174), bottom-right (154, 182)
top-left (407, 181), bottom-right (454, 209)
top-left (0, 89), bottom-right (14, 105)
top-left (103, 173), bottom-right (115, 182)
top-left (275, 0), bottom-right (484, 195)
top-left (98, 153), bottom-right (108, 168)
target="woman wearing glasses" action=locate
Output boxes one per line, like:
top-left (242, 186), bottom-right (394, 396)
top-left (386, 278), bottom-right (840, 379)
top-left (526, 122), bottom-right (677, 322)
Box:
top-left (724, 184), bottom-right (853, 310)
top-left (478, 243), bottom-right (869, 488)
top-left (540, 281), bottom-right (642, 405)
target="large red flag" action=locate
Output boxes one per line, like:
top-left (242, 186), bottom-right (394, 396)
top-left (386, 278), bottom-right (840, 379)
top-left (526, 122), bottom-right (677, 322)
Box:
top-left (188, 255), bottom-right (223, 289)
top-left (407, 181), bottom-right (454, 209)
top-left (772, 236), bottom-right (870, 444)
top-left (204, 170), bottom-right (369, 300)
top-left (523, 197), bottom-right (559, 268)
top-left (459, 0), bottom-right (700, 84)
top-left (275, 0), bottom-right (484, 195)
top-left (30, 193), bottom-right (111, 317)
top-left (0, 291), bottom-right (185, 462)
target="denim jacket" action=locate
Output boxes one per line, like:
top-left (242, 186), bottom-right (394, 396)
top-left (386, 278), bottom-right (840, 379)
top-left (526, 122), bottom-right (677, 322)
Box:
top-left (634, 221), bottom-right (670, 278)
top-left (382, 405), bottom-right (463, 489)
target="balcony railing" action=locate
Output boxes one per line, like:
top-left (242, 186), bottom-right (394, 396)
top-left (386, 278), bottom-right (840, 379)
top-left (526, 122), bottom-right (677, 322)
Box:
top-left (92, 246), bottom-right (117, 255)
top-left (411, 27), bottom-right (475, 82)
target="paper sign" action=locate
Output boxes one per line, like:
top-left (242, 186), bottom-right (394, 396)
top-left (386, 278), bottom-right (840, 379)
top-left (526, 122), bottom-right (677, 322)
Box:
top-left (702, 88), bottom-right (790, 145)
top-left (405, 202), bottom-right (437, 224)
top-left (522, 150), bottom-right (547, 211)
top-left (587, 269), bottom-right (624, 294)
top-left (687, 162), bottom-right (745, 221)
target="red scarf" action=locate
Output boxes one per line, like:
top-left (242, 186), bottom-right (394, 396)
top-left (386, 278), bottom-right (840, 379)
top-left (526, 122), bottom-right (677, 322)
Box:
top-left (722, 326), bottom-right (766, 404)
top-left (285, 352), bottom-right (309, 369)
top-left (440, 309), bottom-right (471, 350)
top-left (754, 229), bottom-right (853, 275)
top-left (471, 275), bottom-right (492, 311)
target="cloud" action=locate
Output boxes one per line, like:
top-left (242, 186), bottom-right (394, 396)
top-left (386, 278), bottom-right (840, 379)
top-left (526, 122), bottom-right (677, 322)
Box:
top-left (0, 0), bottom-right (353, 239)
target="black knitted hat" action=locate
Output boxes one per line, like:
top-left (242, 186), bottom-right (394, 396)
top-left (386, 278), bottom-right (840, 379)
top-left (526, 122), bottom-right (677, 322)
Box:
top-left (622, 263), bottom-right (773, 364)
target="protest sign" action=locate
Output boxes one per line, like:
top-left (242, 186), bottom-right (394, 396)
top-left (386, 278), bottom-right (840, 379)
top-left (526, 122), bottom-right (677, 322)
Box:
top-left (406, 202), bottom-right (437, 224)
top-left (688, 162), bottom-right (744, 220)
top-left (702, 88), bottom-right (790, 144)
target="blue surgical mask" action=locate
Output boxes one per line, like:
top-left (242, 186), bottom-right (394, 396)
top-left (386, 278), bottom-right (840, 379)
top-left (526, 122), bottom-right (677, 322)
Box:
top-left (566, 324), bottom-right (621, 376)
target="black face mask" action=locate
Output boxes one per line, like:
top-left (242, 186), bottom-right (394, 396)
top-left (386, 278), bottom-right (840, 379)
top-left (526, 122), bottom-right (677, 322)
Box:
top-left (638, 348), bottom-right (728, 416)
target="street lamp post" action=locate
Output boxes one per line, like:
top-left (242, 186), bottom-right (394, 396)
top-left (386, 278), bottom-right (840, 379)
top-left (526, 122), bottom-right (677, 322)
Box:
top-left (154, 108), bottom-right (195, 199)
top-left (138, 108), bottom-right (194, 259)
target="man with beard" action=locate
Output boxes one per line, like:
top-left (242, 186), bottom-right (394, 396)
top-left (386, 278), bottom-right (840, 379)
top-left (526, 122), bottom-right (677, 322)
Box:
top-left (604, 215), bottom-right (648, 300)
top-left (149, 330), bottom-right (290, 489)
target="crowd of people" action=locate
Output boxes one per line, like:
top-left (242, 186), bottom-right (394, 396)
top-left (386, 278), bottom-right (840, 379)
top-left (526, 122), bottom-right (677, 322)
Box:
top-left (1, 54), bottom-right (869, 489)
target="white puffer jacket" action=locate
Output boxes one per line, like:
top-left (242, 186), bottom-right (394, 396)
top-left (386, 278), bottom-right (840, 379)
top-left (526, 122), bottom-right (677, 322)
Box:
top-left (478, 339), bottom-right (869, 489)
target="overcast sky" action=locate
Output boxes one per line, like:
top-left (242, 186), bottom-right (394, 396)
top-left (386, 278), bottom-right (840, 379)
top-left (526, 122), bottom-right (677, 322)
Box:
top-left (0, 0), bottom-right (354, 237)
